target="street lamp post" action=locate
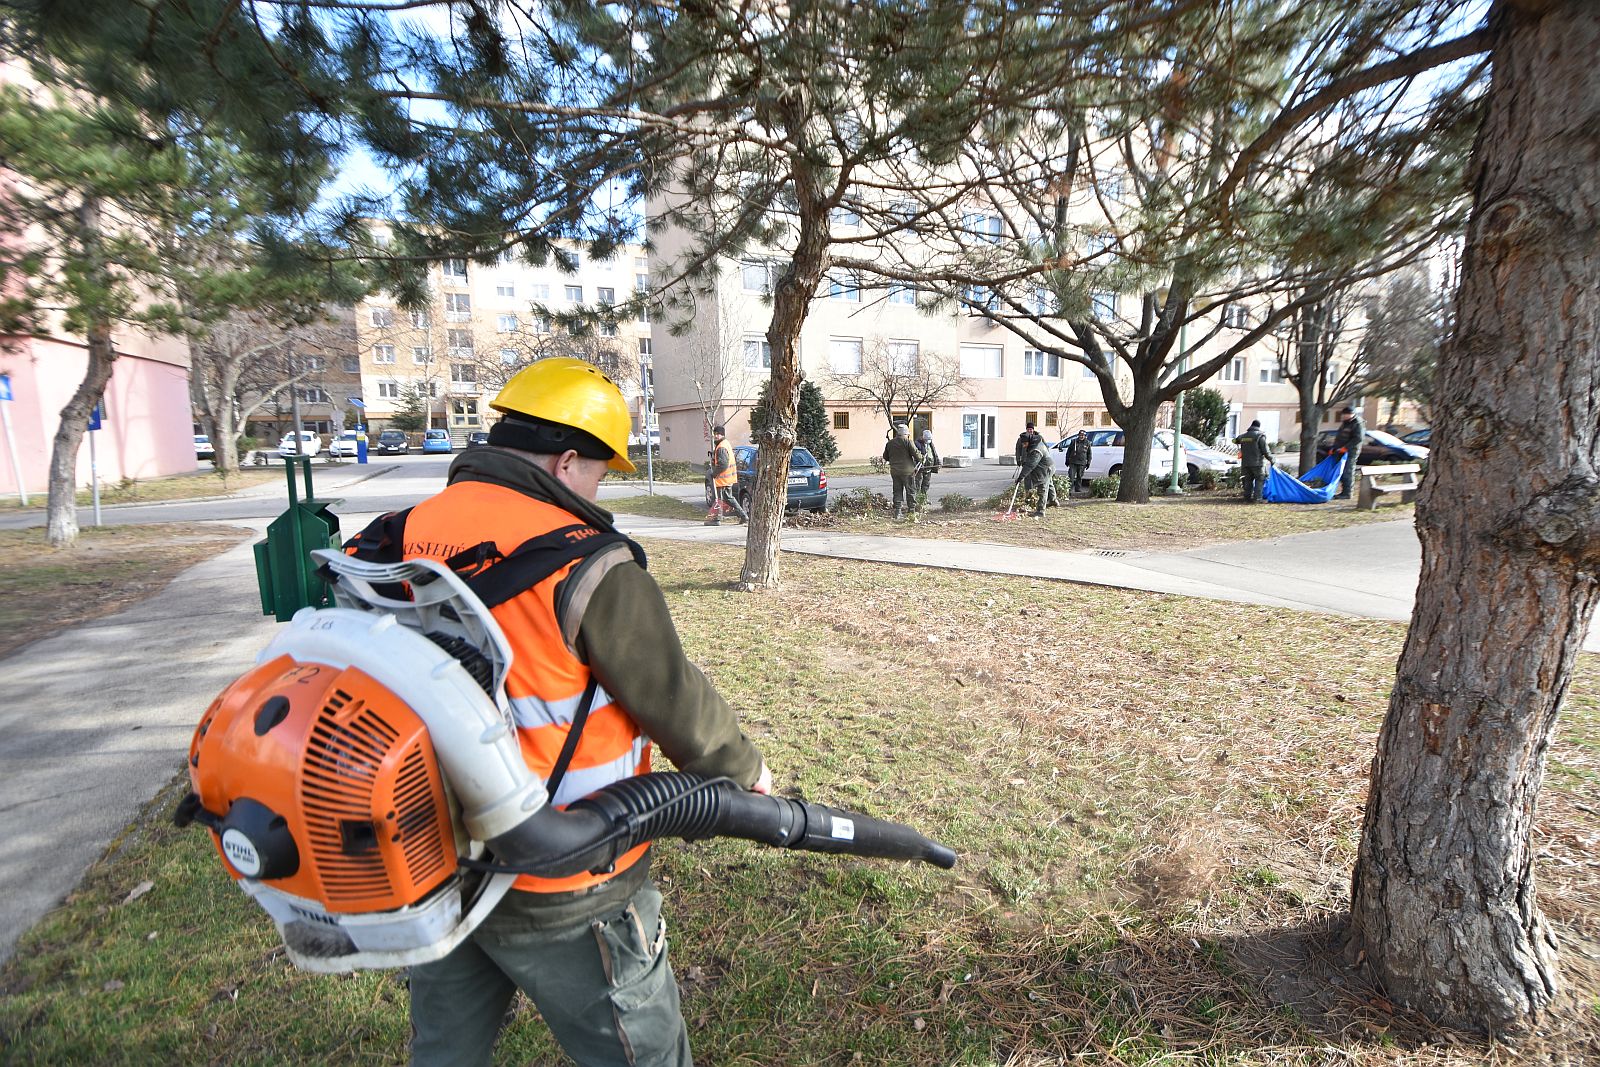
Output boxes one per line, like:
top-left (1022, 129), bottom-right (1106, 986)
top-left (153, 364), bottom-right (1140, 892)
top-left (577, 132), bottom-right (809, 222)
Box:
top-left (640, 355), bottom-right (655, 494)
top-left (1167, 318), bottom-right (1188, 495)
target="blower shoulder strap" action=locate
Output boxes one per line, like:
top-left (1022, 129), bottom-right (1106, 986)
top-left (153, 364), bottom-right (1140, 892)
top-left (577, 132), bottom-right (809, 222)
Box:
top-left (466, 524), bottom-right (646, 610)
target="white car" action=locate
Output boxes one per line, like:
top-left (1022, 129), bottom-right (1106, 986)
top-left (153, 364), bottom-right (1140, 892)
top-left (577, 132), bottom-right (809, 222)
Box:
top-left (328, 431), bottom-right (365, 459)
top-left (1156, 430), bottom-right (1242, 481)
top-left (277, 430), bottom-right (323, 457)
top-left (194, 434), bottom-right (215, 462)
top-left (1064, 429), bottom-right (1175, 482)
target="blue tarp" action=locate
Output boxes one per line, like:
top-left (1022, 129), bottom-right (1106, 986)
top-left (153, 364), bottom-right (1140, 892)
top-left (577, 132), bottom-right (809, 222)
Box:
top-left (1262, 453), bottom-right (1346, 503)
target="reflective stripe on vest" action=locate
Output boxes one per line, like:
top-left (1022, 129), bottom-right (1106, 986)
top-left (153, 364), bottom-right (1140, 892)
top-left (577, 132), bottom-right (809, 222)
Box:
top-left (403, 480), bottom-right (651, 894)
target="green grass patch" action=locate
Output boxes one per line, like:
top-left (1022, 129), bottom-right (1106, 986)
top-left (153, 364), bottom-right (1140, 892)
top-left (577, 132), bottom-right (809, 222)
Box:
top-left (604, 493), bottom-right (705, 521)
top-left (2, 543), bottom-right (1595, 1065)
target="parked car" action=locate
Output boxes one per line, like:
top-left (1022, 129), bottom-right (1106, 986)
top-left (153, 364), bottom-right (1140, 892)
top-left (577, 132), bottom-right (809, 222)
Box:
top-left (328, 430), bottom-right (365, 459)
top-left (1156, 430), bottom-right (1242, 481)
top-left (732, 444), bottom-right (828, 512)
top-left (422, 428), bottom-right (453, 454)
top-left (375, 429), bottom-right (410, 455)
top-left (277, 430), bottom-right (322, 457)
top-left (194, 434), bottom-right (215, 462)
top-left (1400, 427), bottom-right (1431, 446)
top-left (1061, 429), bottom-right (1176, 482)
top-left (466, 431), bottom-right (490, 447)
top-left (1315, 428), bottom-right (1430, 465)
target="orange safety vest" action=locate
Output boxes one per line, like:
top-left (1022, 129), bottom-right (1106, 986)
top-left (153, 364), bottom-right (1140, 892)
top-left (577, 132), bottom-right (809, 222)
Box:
top-left (712, 440), bottom-right (737, 488)
top-left (399, 481), bottom-right (652, 894)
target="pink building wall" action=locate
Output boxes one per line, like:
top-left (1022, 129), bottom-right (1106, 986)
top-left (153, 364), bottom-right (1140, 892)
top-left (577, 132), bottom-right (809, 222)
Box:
top-left (0, 335), bottom-right (194, 496)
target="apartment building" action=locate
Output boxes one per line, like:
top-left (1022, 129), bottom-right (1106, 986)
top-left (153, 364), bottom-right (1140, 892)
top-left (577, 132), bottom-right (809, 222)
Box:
top-left (353, 242), bottom-right (653, 442)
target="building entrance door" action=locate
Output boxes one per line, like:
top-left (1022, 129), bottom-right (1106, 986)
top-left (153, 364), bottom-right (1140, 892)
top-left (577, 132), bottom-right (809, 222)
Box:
top-left (960, 409), bottom-right (997, 457)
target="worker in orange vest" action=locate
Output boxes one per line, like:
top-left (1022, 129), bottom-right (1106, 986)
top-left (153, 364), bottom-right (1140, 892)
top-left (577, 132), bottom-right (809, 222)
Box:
top-left (704, 424), bottom-right (747, 525)
top-left (353, 358), bottom-right (771, 1066)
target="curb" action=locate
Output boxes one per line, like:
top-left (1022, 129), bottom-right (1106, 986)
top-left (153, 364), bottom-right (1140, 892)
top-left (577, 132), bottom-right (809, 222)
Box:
top-left (7, 463), bottom-right (401, 514)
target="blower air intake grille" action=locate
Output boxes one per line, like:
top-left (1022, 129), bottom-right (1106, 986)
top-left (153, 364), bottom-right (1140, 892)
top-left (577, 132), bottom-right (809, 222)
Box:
top-left (394, 743), bottom-right (449, 884)
top-left (302, 691), bottom-right (397, 903)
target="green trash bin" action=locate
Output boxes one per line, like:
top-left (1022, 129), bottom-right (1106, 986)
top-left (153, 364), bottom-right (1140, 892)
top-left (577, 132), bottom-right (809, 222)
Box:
top-left (253, 456), bottom-right (343, 621)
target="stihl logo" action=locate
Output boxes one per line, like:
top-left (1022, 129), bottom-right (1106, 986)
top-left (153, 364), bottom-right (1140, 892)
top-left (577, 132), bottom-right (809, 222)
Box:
top-left (564, 528), bottom-right (599, 543)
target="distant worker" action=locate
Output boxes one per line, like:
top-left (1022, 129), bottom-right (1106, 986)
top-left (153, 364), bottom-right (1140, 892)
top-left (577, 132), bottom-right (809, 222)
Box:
top-left (705, 424), bottom-right (747, 525)
top-left (913, 429), bottom-right (940, 512)
top-left (1233, 419), bottom-right (1273, 503)
top-left (1060, 429), bottom-right (1093, 495)
top-left (1330, 405), bottom-right (1365, 500)
top-left (1019, 433), bottom-right (1057, 517)
top-left (883, 422), bottom-right (921, 519)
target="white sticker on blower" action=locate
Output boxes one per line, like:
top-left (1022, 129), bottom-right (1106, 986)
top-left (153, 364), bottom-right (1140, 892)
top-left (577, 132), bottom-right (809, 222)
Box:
top-left (830, 816), bottom-right (855, 841)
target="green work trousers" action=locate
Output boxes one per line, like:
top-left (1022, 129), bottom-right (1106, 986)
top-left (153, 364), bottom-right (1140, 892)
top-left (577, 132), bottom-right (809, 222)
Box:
top-left (409, 882), bottom-right (692, 1067)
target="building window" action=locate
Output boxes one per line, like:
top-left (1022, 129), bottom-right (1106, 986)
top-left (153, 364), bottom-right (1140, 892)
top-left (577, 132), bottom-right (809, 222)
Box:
top-left (1091, 290), bottom-right (1118, 318)
top-left (377, 381), bottom-right (400, 399)
top-left (891, 199), bottom-right (917, 221)
top-left (410, 309), bottom-right (430, 329)
top-left (532, 313), bottom-right (551, 334)
top-left (442, 259), bottom-right (468, 281)
top-left (635, 272), bottom-right (649, 293)
top-left (497, 314), bottom-right (518, 333)
top-left (447, 330), bottom-right (473, 358)
top-left (963, 212), bottom-right (1003, 243)
top-left (959, 343), bottom-right (1003, 379)
top-left (833, 411), bottom-right (850, 430)
top-left (963, 285), bottom-right (999, 313)
top-left (499, 348), bottom-right (518, 365)
top-left (451, 364), bottom-right (477, 384)
top-left (1023, 349), bottom-right (1061, 377)
top-left (564, 285), bottom-right (584, 302)
top-left (1222, 303), bottom-right (1250, 329)
top-left (295, 386), bottom-right (329, 404)
top-left (1045, 411), bottom-right (1058, 427)
top-left (370, 307), bottom-right (393, 328)
top-left (638, 338), bottom-right (652, 357)
top-left (1024, 410), bottom-right (1039, 426)
top-left (299, 354), bottom-right (325, 371)
top-left (373, 344), bottom-right (396, 365)
top-left (597, 286), bottom-right (615, 305)
top-left (601, 320), bottom-right (618, 337)
top-left (1259, 360), bottom-right (1284, 384)
top-left (443, 293), bottom-right (471, 321)
top-left (829, 337), bottom-right (864, 374)
top-left (887, 340), bottom-right (919, 374)
top-left (742, 259), bottom-right (777, 293)
top-left (426, 381), bottom-right (442, 399)
top-left (412, 346), bottom-right (434, 364)
top-left (341, 355), bottom-right (360, 374)
top-left (1082, 362), bottom-right (1097, 379)
top-left (743, 336), bottom-right (772, 370)
top-left (830, 204), bottom-right (861, 227)
top-left (888, 284), bottom-right (917, 306)
top-left (1100, 411), bottom-right (1114, 425)
top-left (1221, 356), bottom-right (1246, 382)
top-left (529, 283), bottom-right (550, 301)
top-left (496, 283), bottom-right (515, 298)
top-left (828, 270), bottom-right (860, 302)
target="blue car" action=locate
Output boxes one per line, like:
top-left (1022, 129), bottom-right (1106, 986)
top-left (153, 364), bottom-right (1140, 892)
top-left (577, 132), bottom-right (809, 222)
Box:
top-left (422, 429), bottom-right (453, 454)
top-left (733, 445), bottom-right (828, 512)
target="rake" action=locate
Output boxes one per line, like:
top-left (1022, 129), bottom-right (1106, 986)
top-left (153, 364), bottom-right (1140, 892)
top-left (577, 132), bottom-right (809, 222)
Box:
top-left (991, 473), bottom-right (1024, 521)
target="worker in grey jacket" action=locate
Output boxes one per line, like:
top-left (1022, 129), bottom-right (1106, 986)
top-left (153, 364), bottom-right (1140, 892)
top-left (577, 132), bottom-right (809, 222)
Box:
top-left (1019, 436), bottom-right (1057, 517)
top-left (1330, 405), bottom-right (1366, 499)
top-left (1232, 420), bottom-right (1273, 503)
top-left (913, 429), bottom-right (940, 512)
top-left (882, 423), bottom-right (921, 519)
top-left (1060, 430), bottom-right (1093, 495)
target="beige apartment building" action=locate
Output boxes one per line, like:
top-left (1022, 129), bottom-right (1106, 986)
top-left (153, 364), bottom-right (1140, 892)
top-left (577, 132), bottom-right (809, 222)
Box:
top-left (353, 243), bottom-right (653, 443)
top-left (645, 239), bottom-right (1321, 464)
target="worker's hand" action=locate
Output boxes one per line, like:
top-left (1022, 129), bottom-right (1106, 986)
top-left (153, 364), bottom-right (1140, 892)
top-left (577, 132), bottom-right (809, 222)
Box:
top-left (752, 761), bottom-right (773, 795)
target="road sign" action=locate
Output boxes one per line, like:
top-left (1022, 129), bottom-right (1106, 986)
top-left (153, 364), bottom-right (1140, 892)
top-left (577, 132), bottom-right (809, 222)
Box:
top-left (0, 374), bottom-right (11, 402)
top-left (87, 403), bottom-right (103, 432)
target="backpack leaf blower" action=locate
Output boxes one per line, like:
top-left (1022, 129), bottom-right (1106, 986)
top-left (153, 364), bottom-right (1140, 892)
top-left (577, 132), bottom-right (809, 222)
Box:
top-left (177, 551), bottom-right (956, 973)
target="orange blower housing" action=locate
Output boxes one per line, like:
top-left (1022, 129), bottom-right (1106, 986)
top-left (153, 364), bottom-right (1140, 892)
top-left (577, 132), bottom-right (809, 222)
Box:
top-left (188, 653), bottom-right (458, 914)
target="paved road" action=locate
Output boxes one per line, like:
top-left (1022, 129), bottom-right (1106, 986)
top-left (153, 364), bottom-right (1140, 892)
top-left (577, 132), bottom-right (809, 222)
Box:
top-left (0, 453), bottom-right (1029, 530)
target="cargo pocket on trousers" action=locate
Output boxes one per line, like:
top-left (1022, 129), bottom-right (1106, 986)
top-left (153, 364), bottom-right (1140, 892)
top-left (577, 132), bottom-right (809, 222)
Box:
top-left (592, 888), bottom-right (678, 1066)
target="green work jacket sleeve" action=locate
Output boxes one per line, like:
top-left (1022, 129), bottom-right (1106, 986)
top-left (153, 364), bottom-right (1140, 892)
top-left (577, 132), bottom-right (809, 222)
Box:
top-left (574, 560), bottom-right (765, 789)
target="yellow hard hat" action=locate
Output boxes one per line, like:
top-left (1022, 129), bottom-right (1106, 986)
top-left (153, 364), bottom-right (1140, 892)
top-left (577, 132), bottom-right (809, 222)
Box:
top-left (490, 357), bottom-right (636, 473)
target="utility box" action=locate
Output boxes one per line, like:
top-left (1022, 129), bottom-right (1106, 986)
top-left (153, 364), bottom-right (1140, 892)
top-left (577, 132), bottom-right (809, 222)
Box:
top-left (254, 457), bottom-right (342, 621)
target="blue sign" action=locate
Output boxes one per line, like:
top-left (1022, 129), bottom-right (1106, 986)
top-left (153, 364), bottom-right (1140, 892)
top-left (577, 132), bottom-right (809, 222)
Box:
top-left (0, 374), bottom-right (11, 402)
top-left (347, 397), bottom-right (365, 408)
top-left (87, 403), bottom-right (103, 432)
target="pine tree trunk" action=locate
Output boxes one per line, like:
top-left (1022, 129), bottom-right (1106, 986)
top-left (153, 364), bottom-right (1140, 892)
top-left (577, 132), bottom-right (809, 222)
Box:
top-left (45, 196), bottom-right (115, 549)
top-left (1114, 400), bottom-right (1160, 503)
top-left (1348, 0), bottom-right (1596, 1031)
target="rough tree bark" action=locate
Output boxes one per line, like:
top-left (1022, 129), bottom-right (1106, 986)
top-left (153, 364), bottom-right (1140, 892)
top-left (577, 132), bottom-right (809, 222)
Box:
top-left (1348, 0), bottom-right (1597, 1032)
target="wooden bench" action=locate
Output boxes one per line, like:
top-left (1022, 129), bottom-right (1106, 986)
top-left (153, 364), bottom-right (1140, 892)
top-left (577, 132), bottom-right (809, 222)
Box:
top-left (1358, 463), bottom-right (1421, 510)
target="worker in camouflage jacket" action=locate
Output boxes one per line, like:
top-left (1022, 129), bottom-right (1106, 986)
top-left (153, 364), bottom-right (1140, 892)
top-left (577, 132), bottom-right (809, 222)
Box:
top-left (1019, 434), bottom-right (1057, 517)
top-left (882, 422), bottom-right (922, 519)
